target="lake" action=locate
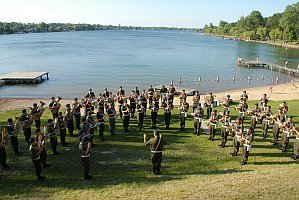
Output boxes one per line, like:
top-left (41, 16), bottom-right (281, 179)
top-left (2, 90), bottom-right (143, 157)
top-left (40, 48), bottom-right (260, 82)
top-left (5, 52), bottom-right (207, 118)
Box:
top-left (0, 30), bottom-right (298, 98)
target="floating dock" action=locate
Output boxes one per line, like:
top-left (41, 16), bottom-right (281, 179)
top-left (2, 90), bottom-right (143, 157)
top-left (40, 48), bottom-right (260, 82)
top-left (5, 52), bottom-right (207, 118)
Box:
top-left (239, 60), bottom-right (299, 76)
top-left (0, 72), bottom-right (49, 85)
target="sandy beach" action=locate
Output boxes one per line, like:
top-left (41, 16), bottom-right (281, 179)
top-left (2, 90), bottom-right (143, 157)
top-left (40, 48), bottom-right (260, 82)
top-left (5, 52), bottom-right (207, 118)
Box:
top-left (1, 82), bottom-right (298, 112)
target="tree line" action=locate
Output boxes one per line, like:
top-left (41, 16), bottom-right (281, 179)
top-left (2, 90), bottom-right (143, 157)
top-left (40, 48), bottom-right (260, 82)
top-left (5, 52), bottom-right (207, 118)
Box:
top-left (203, 2), bottom-right (299, 42)
top-left (0, 22), bottom-right (199, 35)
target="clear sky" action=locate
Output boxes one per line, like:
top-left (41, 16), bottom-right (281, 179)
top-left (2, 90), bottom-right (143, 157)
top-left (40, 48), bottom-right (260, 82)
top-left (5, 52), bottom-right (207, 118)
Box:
top-left (0, 0), bottom-right (297, 28)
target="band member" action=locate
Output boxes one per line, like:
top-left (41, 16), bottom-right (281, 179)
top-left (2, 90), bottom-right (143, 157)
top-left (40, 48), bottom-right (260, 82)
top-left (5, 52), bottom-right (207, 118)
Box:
top-left (97, 96), bottom-right (105, 113)
top-left (82, 98), bottom-right (93, 117)
top-left (117, 95), bottom-right (125, 119)
top-left (259, 94), bottom-right (268, 110)
top-left (208, 110), bottom-right (218, 141)
top-left (117, 86), bottom-right (125, 96)
top-left (129, 91), bottom-right (137, 117)
top-left (271, 108), bottom-right (285, 145)
top-left (192, 91), bottom-right (200, 112)
top-left (29, 138), bottom-right (45, 181)
top-left (96, 108), bottom-right (105, 141)
top-left (231, 119), bottom-right (244, 156)
top-left (58, 112), bottom-right (68, 145)
top-left (291, 127), bottom-right (299, 160)
top-left (65, 104), bottom-right (74, 137)
top-left (49, 96), bottom-right (62, 120)
top-left (31, 102), bottom-right (45, 130)
top-left (204, 93), bottom-right (214, 119)
top-left (73, 98), bottom-right (82, 130)
top-left (86, 112), bottom-right (95, 146)
top-left (19, 109), bottom-right (32, 145)
top-left (103, 88), bottom-right (110, 98)
top-left (79, 117), bottom-right (91, 143)
top-left (0, 126), bottom-right (10, 170)
top-left (240, 127), bottom-right (254, 165)
top-left (148, 85), bottom-right (155, 105)
top-left (164, 104), bottom-right (172, 129)
top-left (279, 101), bottom-right (288, 117)
top-left (107, 103), bottom-right (116, 136)
top-left (219, 111), bottom-right (231, 148)
top-left (240, 90), bottom-right (248, 102)
top-left (235, 101), bottom-right (248, 122)
top-left (153, 90), bottom-right (160, 109)
top-left (7, 118), bottom-right (21, 155)
top-left (137, 102), bottom-right (145, 130)
top-left (168, 84), bottom-right (176, 107)
top-left (121, 100), bottom-right (130, 132)
top-left (36, 129), bottom-right (50, 167)
top-left (179, 89), bottom-right (187, 106)
top-left (150, 103), bottom-right (158, 129)
top-left (261, 106), bottom-right (272, 139)
top-left (165, 91), bottom-right (173, 109)
top-left (160, 85), bottom-right (168, 107)
top-left (280, 116), bottom-right (294, 152)
top-left (140, 90), bottom-right (148, 115)
top-left (47, 119), bottom-right (60, 155)
top-left (222, 95), bottom-right (232, 113)
top-left (134, 86), bottom-right (140, 97)
top-left (179, 100), bottom-right (189, 131)
top-left (248, 103), bottom-right (261, 130)
top-left (193, 104), bottom-right (204, 135)
top-left (79, 136), bottom-right (92, 180)
top-left (144, 130), bottom-right (166, 175)
top-left (86, 89), bottom-right (95, 100)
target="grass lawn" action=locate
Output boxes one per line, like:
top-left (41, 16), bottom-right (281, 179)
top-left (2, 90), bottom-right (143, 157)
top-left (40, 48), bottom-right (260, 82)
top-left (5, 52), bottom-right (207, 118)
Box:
top-left (0, 100), bottom-right (298, 200)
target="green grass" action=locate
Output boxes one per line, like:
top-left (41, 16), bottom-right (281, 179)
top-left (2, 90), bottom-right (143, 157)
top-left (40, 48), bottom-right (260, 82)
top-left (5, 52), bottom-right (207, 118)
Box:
top-left (0, 100), bottom-right (298, 200)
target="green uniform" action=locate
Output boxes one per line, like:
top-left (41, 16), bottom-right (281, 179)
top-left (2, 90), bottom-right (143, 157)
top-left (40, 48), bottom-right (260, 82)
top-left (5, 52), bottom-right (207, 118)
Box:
top-left (272, 113), bottom-right (285, 145)
top-left (241, 132), bottom-right (253, 165)
top-left (208, 113), bottom-right (218, 140)
top-left (145, 136), bottom-right (166, 175)
top-left (281, 121), bottom-right (294, 152)
top-left (219, 116), bottom-right (231, 148)
top-left (193, 107), bottom-right (204, 135)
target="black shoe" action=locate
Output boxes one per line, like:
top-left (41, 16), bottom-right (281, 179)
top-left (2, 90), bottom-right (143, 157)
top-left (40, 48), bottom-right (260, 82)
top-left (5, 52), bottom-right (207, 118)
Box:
top-left (221, 145), bottom-right (225, 148)
top-left (218, 143), bottom-right (223, 146)
top-left (207, 138), bottom-right (211, 140)
top-left (292, 155), bottom-right (299, 160)
top-left (272, 142), bottom-right (278, 145)
top-left (241, 162), bottom-right (247, 165)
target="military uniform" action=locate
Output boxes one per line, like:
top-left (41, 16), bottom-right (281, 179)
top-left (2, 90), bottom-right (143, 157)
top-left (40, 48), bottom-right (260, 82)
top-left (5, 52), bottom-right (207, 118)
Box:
top-left (219, 115), bottom-right (231, 148)
top-left (164, 106), bottom-right (171, 129)
top-left (121, 103), bottom-right (130, 132)
top-left (168, 85), bottom-right (176, 107)
top-left (79, 137), bottom-right (92, 180)
top-left (107, 105), bottom-right (116, 135)
top-left (144, 132), bottom-right (166, 175)
top-left (29, 139), bottom-right (44, 181)
top-left (291, 130), bottom-right (299, 160)
top-left (193, 106), bottom-right (204, 135)
top-left (272, 111), bottom-right (285, 145)
top-left (73, 100), bottom-right (82, 130)
top-left (241, 129), bottom-right (253, 165)
top-left (208, 111), bottom-right (218, 141)
top-left (137, 104), bottom-right (145, 130)
top-left (153, 92), bottom-right (160, 110)
top-left (118, 97), bottom-right (124, 119)
top-left (250, 105), bottom-right (261, 129)
top-left (148, 86), bottom-right (155, 105)
top-left (259, 95), bottom-right (268, 110)
top-left (160, 86), bottom-right (168, 107)
top-left (140, 93), bottom-right (148, 115)
top-left (86, 114), bottom-right (95, 145)
top-left (31, 105), bottom-right (41, 130)
top-left (0, 127), bottom-right (9, 170)
top-left (58, 114), bottom-right (68, 145)
top-left (205, 94), bottom-right (214, 119)
top-left (36, 131), bottom-right (50, 167)
top-left (192, 93), bottom-right (200, 112)
top-left (49, 99), bottom-right (60, 120)
top-left (179, 91), bottom-right (187, 106)
top-left (65, 106), bottom-right (74, 136)
top-left (47, 120), bottom-right (59, 155)
top-left (129, 93), bottom-right (137, 117)
top-left (7, 120), bottom-right (21, 155)
top-left (231, 123), bottom-right (243, 156)
top-left (180, 102), bottom-right (189, 131)
top-left (96, 110), bottom-right (105, 141)
top-left (281, 119), bottom-right (294, 152)
top-left (237, 102), bottom-right (248, 122)
top-left (19, 111), bottom-right (32, 145)
top-left (150, 105), bottom-right (158, 129)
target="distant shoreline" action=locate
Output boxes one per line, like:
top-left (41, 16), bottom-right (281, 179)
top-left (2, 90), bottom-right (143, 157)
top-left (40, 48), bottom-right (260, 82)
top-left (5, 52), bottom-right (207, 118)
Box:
top-left (205, 34), bottom-right (299, 50)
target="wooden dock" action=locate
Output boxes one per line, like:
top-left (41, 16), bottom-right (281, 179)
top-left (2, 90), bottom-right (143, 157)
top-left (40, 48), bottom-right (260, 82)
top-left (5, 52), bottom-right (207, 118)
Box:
top-left (0, 72), bottom-right (49, 84)
top-left (154, 85), bottom-right (196, 96)
top-left (239, 60), bottom-right (299, 76)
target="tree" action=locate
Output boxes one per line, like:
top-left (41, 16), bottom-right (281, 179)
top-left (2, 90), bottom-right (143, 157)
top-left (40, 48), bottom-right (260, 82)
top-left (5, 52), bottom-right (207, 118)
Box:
top-left (269, 28), bottom-right (282, 41)
top-left (243, 31), bottom-right (255, 40)
top-left (244, 11), bottom-right (265, 38)
top-left (283, 26), bottom-right (295, 42)
top-left (256, 27), bottom-right (267, 40)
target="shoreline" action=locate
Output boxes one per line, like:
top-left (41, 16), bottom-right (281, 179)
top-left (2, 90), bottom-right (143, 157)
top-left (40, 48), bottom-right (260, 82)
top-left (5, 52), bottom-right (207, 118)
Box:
top-left (1, 82), bottom-right (298, 112)
top-left (206, 34), bottom-right (299, 50)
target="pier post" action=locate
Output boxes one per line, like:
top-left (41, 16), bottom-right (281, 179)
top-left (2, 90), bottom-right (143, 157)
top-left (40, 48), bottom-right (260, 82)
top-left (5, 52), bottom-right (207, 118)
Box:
top-left (247, 75), bottom-right (251, 82)
top-left (170, 80), bottom-right (173, 86)
top-left (198, 77), bottom-right (201, 82)
top-left (232, 76), bottom-right (236, 82)
top-left (276, 77), bottom-right (279, 84)
top-left (216, 76), bottom-right (219, 82)
top-left (261, 75), bottom-right (264, 81)
top-left (178, 78), bottom-right (182, 85)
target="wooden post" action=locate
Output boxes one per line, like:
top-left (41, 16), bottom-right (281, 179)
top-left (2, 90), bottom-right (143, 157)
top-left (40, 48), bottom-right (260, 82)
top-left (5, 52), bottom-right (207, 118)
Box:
top-left (46, 73), bottom-right (49, 80)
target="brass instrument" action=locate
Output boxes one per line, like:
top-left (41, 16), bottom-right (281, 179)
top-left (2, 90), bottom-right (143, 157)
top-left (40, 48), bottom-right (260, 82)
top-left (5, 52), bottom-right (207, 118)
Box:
top-left (32, 101), bottom-right (46, 120)
top-left (13, 117), bottom-right (21, 136)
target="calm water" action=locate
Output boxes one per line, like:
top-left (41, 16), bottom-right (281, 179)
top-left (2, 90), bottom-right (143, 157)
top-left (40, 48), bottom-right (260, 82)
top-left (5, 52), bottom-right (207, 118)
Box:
top-left (0, 30), bottom-right (298, 98)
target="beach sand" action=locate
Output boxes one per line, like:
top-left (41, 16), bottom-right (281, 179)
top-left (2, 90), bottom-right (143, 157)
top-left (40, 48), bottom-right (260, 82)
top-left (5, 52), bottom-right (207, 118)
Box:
top-left (1, 82), bottom-right (298, 112)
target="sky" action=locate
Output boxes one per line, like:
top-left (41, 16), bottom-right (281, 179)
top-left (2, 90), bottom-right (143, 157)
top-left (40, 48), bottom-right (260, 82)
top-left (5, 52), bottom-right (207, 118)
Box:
top-left (0, 0), bottom-right (298, 28)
